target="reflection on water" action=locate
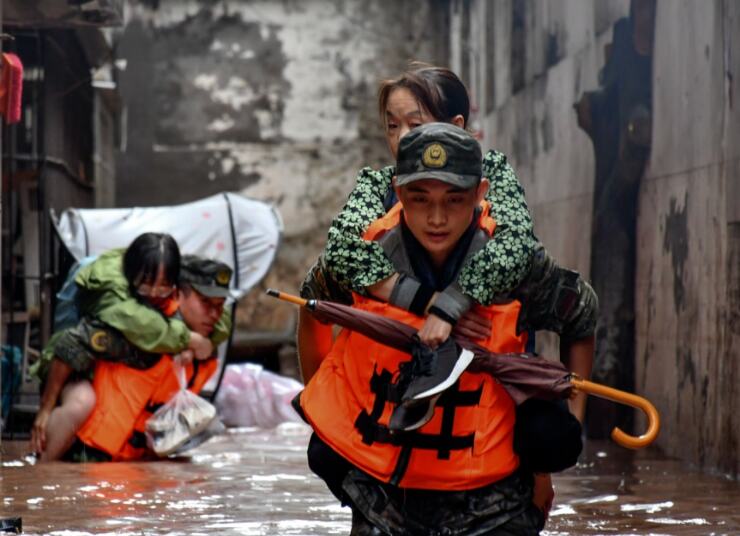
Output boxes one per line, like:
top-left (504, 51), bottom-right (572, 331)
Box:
top-left (1, 425), bottom-right (738, 535)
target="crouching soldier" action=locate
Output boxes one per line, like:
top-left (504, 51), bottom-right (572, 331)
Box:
top-left (58, 256), bottom-right (233, 462)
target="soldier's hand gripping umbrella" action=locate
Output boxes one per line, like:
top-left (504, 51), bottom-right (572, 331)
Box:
top-left (268, 289), bottom-right (660, 450)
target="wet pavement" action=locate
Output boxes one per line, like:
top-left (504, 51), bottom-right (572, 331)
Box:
top-left (1, 424), bottom-right (738, 535)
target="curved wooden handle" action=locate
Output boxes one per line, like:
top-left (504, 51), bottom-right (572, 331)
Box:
top-left (570, 376), bottom-right (660, 449)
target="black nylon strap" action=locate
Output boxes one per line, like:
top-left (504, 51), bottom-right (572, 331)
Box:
top-left (428, 305), bottom-right (458, 326)
top-left (129, 430), bottom-right (148, 449)
top-left (369, 369), bottom-right (404, 404)
top-left (437, 384), bottom-right (483, 406)
top-left (438, 400), bottom-right (457, 460)
top-left (354, 413), bottom-right (475, 452)
top-left (145, 402), bottom-right (163, 414)
top-left (409, 284), bottom-right (436, 316)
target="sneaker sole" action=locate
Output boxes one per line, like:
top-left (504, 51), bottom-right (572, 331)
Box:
top-left (412, 349), bottom-right (475, 400)
top-left (402, 394), bottom-right (441, 431)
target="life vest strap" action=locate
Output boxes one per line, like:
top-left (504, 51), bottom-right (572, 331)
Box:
top-left (129, 430), bottom-right (148, 449)
top-left (357, 373), bottom-right (482, 459)
top-left (354, 411), bottom-right (475, 455)
top-left (369, 368), bottom-right (403, 405)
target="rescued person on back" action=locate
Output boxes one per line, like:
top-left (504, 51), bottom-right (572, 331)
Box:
top-left (30, 234), bottom-right (230, 461)
top-left (298, 123), bottom-right (548, 534)
top-left (64, 255), bottom-right (234, 462)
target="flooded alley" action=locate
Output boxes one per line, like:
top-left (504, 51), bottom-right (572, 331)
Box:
top-left (2, 425), bottom-right (738, 535)
top-left (2, 1), bottom-right (740, 535)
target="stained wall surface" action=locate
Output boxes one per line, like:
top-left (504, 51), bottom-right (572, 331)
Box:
top-left (115, 0), bottom-right (447, 330)
top-left (634, 0), bottom-right (739, 478)
top-left (451, 0), bottom-right (738, 477)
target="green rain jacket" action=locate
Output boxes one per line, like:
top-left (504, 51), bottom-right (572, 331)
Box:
top-left (33, 249), bottom-right (232, 380)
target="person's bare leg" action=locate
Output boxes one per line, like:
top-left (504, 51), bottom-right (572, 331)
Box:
top-left (39, 380), bottom-right (96, 462)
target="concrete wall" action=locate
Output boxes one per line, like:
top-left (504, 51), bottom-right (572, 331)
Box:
top-left (115, 0), bottom-right (448, 330)
top-left (635, 0), bottom-right (739, 478)
top-left (452, 0), bottom-right (739, 477)
top-left (450, 0), bottom-right (630, 355)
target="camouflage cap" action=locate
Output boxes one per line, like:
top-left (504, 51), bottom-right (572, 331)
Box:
top-left (395, 122), bottom-right (482, 189)
top-left (180, 255), bottom-right (233, 299)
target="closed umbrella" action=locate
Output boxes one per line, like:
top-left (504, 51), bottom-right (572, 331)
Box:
top-left (268, 289), bottom-right (659, 449)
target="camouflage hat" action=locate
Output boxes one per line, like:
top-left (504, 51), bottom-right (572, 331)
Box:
top-left (395, 122), bottom-right (482, 189)
top-left (180, 255), bottom-right (233, 299)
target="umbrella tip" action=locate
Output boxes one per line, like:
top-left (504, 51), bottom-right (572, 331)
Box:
top-left (265, 288), bottom-right (279, 298)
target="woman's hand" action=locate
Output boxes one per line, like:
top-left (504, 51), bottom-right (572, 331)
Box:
top-left (417, 314), bottom-right (453, 349)
top-left (452, 308), bottom-right (492, 341)
top-left (188, 332), bottom-right (214, 360)
top-left (30, 408), bottom-right (52, 454)
top-left (175, 349), bottom-right (195, 364)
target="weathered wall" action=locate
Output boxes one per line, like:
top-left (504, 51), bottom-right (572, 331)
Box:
top-left (450, 0), bottom-right (630, 356)
top-left (115, 0), bottom-right (448, 330)
top-left (453, 0), bottom-right (739, 477)
top-left (635, 0), bottom-right (739, 478)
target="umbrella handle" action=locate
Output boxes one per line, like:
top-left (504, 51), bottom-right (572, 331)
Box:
top-left (266, 289), bottom-right (316, 309)
top-left (570, 376), bottom-right (660, 450)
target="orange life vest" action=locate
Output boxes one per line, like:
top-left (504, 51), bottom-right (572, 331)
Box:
top-left (300, 202), bottom-right (527, 490)
top-left (76, 317), bottom-right (217, 461)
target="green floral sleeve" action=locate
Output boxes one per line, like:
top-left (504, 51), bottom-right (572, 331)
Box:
top-left (323, 151), bottom-right (537, 305)
top-left (324, 166), bottom-right (397, 293)
top-left (458, 151), bottom-right (537, 304)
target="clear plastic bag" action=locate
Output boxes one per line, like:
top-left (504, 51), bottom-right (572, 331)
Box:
top-left (145, 358), bottom-right (218, 456)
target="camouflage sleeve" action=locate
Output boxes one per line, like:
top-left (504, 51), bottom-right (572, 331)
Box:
top-left (300, 254), bottom-right (354, 305)
top-left (513, 245), bottom-right (599, 341)
top-left (323, 166), bottom-right (396, 293)
top-left (53, 318), bottom-right (161, 372)
top-left (457, 150), bottom-right (537, 305)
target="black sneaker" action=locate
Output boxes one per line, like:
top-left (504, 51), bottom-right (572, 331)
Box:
top-left (388, 395), bottom-right (439, 432)
top-left (401, 338), bottom-right (475, 402)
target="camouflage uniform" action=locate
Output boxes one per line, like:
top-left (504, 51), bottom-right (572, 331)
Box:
top-left (33, 253), bottom-right (232, 381)
top-left (510, 244), bottom-right (598, 342)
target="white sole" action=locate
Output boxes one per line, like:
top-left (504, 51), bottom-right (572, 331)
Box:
top-left (412, 348), bottom-right (475, 400)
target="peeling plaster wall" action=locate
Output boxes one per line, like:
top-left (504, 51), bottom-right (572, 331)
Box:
top-left (451, 0), bottom-right (630, 356)
top-left (635, 0), bottom-right (739, 478)
top-left (115, 0), bottom-right (448, 331)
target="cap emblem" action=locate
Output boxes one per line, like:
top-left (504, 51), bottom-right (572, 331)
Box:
top-left (216, 270), bottom-right (231, 286)
top-left (422, 143), bottom-right (447, 168)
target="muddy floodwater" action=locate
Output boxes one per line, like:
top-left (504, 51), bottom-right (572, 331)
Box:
top-left (1, 424), bottom-right (738, 535)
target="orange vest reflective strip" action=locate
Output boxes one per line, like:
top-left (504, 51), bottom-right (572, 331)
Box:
top-left (77, 356), bottom-right (217, 461)
top-left (301, 205), bottom-right (526, 490)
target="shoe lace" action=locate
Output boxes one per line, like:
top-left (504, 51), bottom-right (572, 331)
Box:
top-left (411, 343), bottom-right (437, 376)
top-left (396, 340), bottom-right (437, 390)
